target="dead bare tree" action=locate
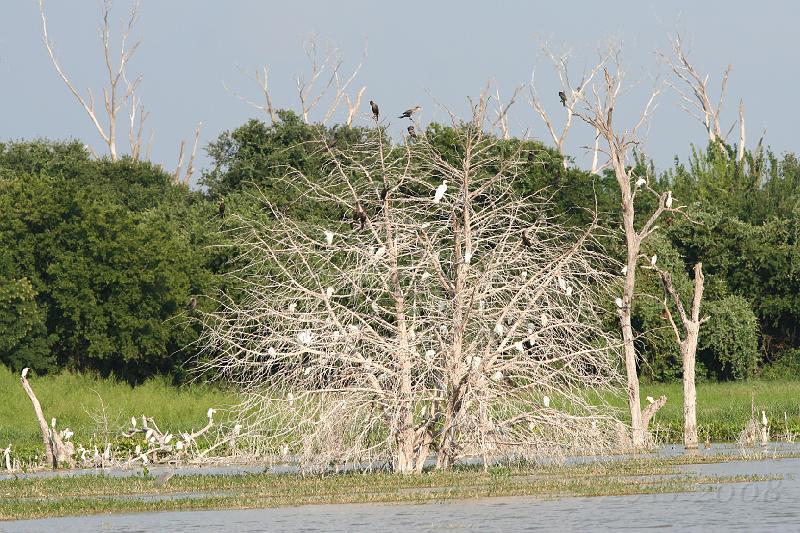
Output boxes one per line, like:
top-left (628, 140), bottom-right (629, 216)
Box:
top-left (20, 368), bottom-right (74, 468)
top-left (196, 102), bottom-right (624, 473)
top-left (660, 33), bottom-right (746, 161)
top-left (39, 0), bottom-right (145, 161)
top-left (571, 50), bottom-right (699, 447)
top-left (530, 44), bottom-right (609, 171)
top-left (647, 262), bottom-right (708, 449)
top-left (231, 39), bottom-right (367, 127)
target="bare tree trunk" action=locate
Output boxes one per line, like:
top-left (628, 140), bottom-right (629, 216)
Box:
top-left (651, 262), bottom-right (707, 450)
top-left (20, 369), bottom-right (55, 467)
top-left (682, 323), bottom-right (699, 449)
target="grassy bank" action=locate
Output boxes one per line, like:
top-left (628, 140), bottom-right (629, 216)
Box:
top-left (613, 381), bottom-right (800, 442)
top-left (0, 456), bottom-right (774, 520)
top-left (2, 365), bottom-right (800, 462)
top-left (0, 366), bottom-right (237, 460)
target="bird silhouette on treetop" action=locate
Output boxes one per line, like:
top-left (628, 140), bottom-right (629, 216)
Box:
top-left (399, 106), bottom-right (421, 119)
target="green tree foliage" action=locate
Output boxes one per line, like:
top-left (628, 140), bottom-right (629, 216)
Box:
top-left (699, 295), bottom-right (759, 380)
top-left (0, 141), bottom-right (217, 382)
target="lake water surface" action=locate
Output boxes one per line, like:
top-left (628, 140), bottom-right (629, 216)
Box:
top-left (3, 455), bottom-right (799, 532)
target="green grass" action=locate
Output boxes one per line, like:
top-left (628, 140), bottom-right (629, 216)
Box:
top-left (607, 380), bottom-right (800, 442)
top-left (3, 364), bottom-right (800, 463)
top-left (0, 365), bottom-right (237, 460)
top-left (0, 456), bottom-right (775, 520)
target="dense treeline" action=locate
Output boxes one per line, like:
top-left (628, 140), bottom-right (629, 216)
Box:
top-left (2, 111), bottom-right (799, 382)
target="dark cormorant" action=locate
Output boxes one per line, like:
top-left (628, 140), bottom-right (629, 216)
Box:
top-left (370, 100), bottom-right (379, 121)
top-left (558, 91), bottom-right (567, 106)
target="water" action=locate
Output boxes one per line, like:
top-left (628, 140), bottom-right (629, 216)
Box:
top-left (3, 455), bottom-right (799, 532)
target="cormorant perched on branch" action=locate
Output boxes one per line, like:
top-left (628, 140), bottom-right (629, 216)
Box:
top-left (379, 186), bottom-right (388, 202)
top-left (407, 125), bottom-right (417, 138)
top-left (398, 105), bottom-right (421, 119)
top-left (521, 230), bottom-right (533, 248)
top-left (218, 198), bottom-right (226, 219)
top-left (352, 203), bottom-right (367, 230)
top-left (370, 100), bottom-right (379, 121)
top-left (558, 91), bottom-right (567, 107)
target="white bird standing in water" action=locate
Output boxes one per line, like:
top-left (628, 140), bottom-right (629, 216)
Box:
top-left (324, 230), bottom-right (334, 245)
top-left (433, 180), bottom-right (448, 203)
top-left (665, 190), bottom-right (673, 208)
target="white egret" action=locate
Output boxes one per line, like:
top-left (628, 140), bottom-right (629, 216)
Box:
top-left (514, 341), bottom-right (525, 352)
top-left (102, 443), bottom-right (111, 461)
top-left (268, 347), bottom-right (277, 356)
top-left (665, 190), bottom-right (673, 208)
top-left (494, 323), bottom-right (505, 336)
top-left (646, 396), bottom-right (655, 404)
top-left (424, 349), bottom-right (435, 364)
top-left (491, 371), bottom-right (503, 381)
top-left (175, 441), bottom-right (184, 451)
top-left (543, 395), bottom-right (551, 408)
top-left (635, 177), bottom-right (646, 188)
top-left (650, 254), bottom-right (657, 266)
top-left (297, 330), bottom-right (313, 345)
top-left (287, 392), bottom-right (295, 406)
top-left (439, 324), bottom-right (448, 335)
top-left (63, 429), bottom-right (74, 440)
top-left (288, 302), bottom-right (297, 313)
top-left (615, 297), bottom-right (624, 308)
top-left (557, 276), bottom-right (567, 292)
top-left (540, 313), bottom-right (549, 327)
top-left (303, 367), bottom-right (311, 375)
top-left (131, 417), bottom-right (137, 428)
top-left (433, 180), bottom-right (448, 203)
top-left (325, 287), bottom-right (334, 299)
top-left (21, 367), bottom-right (29, 378)
top-left (420, 272), bottom-right (431, 281)
top-left (565, 286), bottom-right (573, 297)
top-left (621, 265), bottom-right (628, 275)
top-left (374, 245), bottom-right (386, 258)
top-left (207, 408), bottom-right (216, 419)
top-left (324, 230), bottom-right (334, 245)
top-left (761, 410), bottom-right (768, 427)
top-left (464, 251), bottom-right (472, 265)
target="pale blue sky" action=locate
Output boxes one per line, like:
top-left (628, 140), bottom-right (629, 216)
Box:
top-left (0, 1), bottom-right (793, 183)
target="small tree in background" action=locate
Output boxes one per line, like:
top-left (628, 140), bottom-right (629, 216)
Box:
top-left (197, 104), bottom-right (623, 473)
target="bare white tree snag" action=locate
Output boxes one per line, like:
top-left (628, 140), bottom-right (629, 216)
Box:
top-left (172, 122), bottom-right (203, 185)
top-left (529, 45), bottom-right (608, 170)
top-left (641, 395), bottom-right (667, 433)
top-left (649, 262), bottom-right (708, 449)
top-left (39, 0), bottom-right (146, 161)
top-left (491, 84), bottom-right (524, 140)
top-left (197, 103), bottom-right (623, 473)
top-left (573, 54), bottom-right (675, 448)
top-left (660, 33), bottom-right (739, 146)
top-left (20, 368), bottom-right (74, 468)
top-left (738, 99), bottom-right (746, 163)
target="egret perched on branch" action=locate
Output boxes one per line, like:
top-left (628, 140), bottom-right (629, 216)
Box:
top-left (543, 395), bottom-right (551, 408)
top-left (635, 177), bottom-right (646, 188)
top-left (665, 190), bottom-right (673, 208)
top-left (297, 330), bottom-right (313, 346)
top-left (540, 313), bottom-right (549, 327)
top-left (21, 367), bottom-right (29, 379)
top-left (621, 265), bottom-right (628, 275)
top-left (494, 323), bottom-right (505, 336)
top-left (324, 230), bottom-right (334, 246)
top-left (491, 371), bottom-right (503, 382)
top-left (650, 254), bottom-right (658, 266)
top-left (615, 297), bottom-right (624, 308)
top-left (514, 341), bottom-right (525, 352)
top-left (374, 245), bottom-right (386, 258)
top-left (565, 286), bottom-right (573, 297)
top-left (131, 417), bottom-right (137, 428)
top-left (646, 396), bottom-right (655, 404)
top-left (268, 347), bottom-right (277, 357)
top-left (464, 251), bottom-right (472, 265)
top-left (433, 180), bottom-right (448, 203)
top-left (325, 287), bottom-right (334, 299)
